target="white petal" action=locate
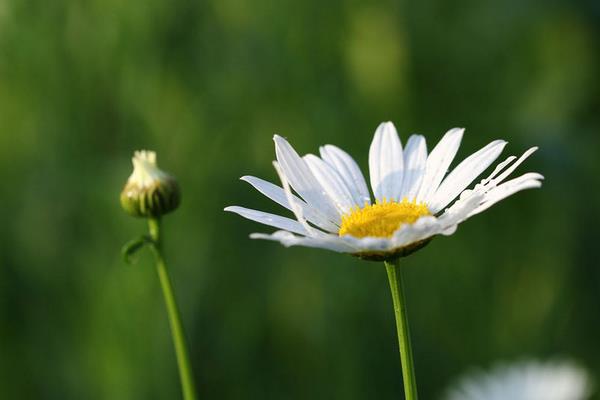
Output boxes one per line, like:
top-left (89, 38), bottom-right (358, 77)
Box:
top-left (388, 215), bottom-right (441, 248)
top-left (417, 128), bottom-right (464, 203)
top-left (250, 230), bottom-right (357, 253)
top-left (338, 215), bottom-right (442, 252)
top-left (304, 154), bottom-right (358, 214)
top-left (368, 122), bottom-right (404, 202)
top-left (339, 235), bottom-right (392, 252)
top-left (272, 160), bottom-right (322, 236)
top-left (320, 144), bottom-right (371, 205)
top-left (440, 224), bottom-right (457, 235)
top-left (429, 140), bottom-right (507, 213)
top-left (224, 206), bottom-right (308, 235)
top-left (274, 135), bottom-right (341, 223)
top-left (480, 155), bottom-right (517, 185)
top-left (240, 175), bottom-right (339, 232)
top-left (470, 174), bottom-right (543, 216)
top-left (399, 134), bottom-right (428, 201)
top-left (492, 146), bottom-right (539, 185)
top-left (497, 171), bottom-right (544, 186)
top-left (437, 189), bottom-right (486, 227)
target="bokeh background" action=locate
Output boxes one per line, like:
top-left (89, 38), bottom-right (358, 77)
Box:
top-left (0, 0), bottom-right (599, 398)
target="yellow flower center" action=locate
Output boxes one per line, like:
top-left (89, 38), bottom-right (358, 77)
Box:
top-left (339, 199), bottom-right (431, 238)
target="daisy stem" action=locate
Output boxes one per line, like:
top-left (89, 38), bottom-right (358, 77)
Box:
top-left (384, 258), bottom-right (418, 400)
top-left (148, 217), bottom-right (198, 400)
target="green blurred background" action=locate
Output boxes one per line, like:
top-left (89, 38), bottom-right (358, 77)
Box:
top-left (0, 0), bottom-right (598, 398)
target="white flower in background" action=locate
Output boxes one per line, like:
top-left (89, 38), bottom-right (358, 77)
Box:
top-left (443, 360), bottom-right (592, 400)
top-left (225, 122), bottom-right (543, 260)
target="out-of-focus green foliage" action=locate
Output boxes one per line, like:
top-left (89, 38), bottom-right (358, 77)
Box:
top-left (0, 0), bottom-right (598, 398)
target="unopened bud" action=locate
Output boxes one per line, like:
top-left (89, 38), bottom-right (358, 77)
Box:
top-left (120, 150), bottom-right (181, 218)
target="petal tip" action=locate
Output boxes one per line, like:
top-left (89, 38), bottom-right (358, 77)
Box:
top-left (376, 121), bottom-right (396, 132)
top-left (444, 127), bottom-right (465, 140)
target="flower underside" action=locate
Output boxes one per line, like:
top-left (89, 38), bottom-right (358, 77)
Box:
top-left (339, 198), bottom-right (431, 238)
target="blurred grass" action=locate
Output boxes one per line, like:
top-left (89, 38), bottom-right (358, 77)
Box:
top-left (0, 0), bottom-right (599, 398)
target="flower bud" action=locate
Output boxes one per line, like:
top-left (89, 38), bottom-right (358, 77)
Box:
top-left (120, 150), bottom-right (181, 218)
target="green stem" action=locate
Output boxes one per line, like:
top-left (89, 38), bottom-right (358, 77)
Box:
top-left (384, 258), bottom-right (418, 400)
top-left (148, 218), bottom-right (198, 400)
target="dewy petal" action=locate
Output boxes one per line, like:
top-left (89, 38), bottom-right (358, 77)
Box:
top-left (320, 144), bottom-right (371, 205)
top-left (304, 154), bottom-right (358, 214)
top-left (368, 122), bottom-right (404, 202)
top-left (240, 176), bottom-right (339, 232)
top-left (250, 230), bottom-right (358, 253)
top-left (436, 188), bottom-right (486, 228)
top-left (492, 146), bottom-right (539, 185)
top-left (480, 155), bottom-right (517, 186)
top-left (399, 134), bottom-right (428, 201)
top-left (429, 139), bottom-right (507, 213)
top-left (417, 128), bottom-right (464, 203)
top-left (470, 173), bottom-right (543, 216)
top-left (224, 206), bottom-right (309, 235)
top-left (274, 135), bottom-right (341, 223)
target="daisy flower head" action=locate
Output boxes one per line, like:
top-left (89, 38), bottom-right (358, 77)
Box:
top-left (225, 122), bottom-right (543, 261)
top-left (443, 359), bottom-right (592, 400)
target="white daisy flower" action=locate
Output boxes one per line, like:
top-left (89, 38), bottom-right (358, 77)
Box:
top-left (443, 360), bottom-right (592, 400)
top-left (225, 122), bottom-right (543, 260)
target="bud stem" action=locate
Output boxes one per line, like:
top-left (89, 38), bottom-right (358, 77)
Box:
top-left (384, 258), bottom-right (418, 400)
top-left (148, 218), bottom-right (198, 400)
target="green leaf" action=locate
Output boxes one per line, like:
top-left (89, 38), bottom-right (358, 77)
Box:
top-left (121, 235), bottom-right (154, 264)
